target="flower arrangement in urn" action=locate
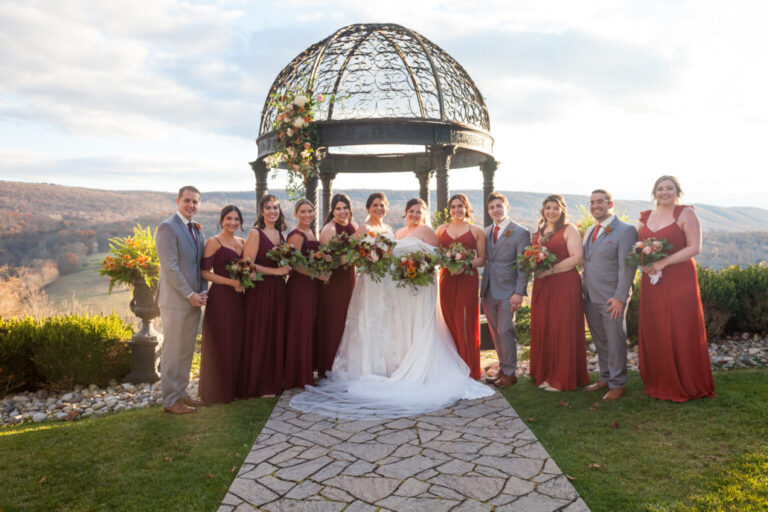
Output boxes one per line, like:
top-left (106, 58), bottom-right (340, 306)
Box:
top-left (100, 225), bottom-right (159, 293)
top-left (265, 85), bottom-right (326, 198)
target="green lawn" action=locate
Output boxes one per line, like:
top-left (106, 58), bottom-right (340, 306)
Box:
top-left (502, 369), bottom-right (768, 512)
top-left (0, 397), bottom-right (276, 511)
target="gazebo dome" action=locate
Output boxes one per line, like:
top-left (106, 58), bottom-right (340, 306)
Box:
top-left (258, 23), bottom-right (490, 136)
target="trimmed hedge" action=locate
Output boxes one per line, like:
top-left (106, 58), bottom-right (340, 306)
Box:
top-left (0, 314), bottom-right (132, 393)
top-left (627, 262), bottom-right (768, 343)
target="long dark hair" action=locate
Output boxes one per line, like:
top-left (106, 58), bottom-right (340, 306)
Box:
top-left (219, 204), bottom-right (244, 230)
top-left (448, 193), bottom-right (473, 221)
top-left (404, 198), bottom-right (428, 225)
top-left (255, 194), bottom-right (287, 231)
top-left (537, 194), bottom-right (567, 243)
top-left (324, 193), bottom-right (353, 225)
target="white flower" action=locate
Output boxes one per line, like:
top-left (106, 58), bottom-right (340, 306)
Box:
top-left (286, 128), bottom-right (294, 137)
top-left (369, 252), bottom-right (379, 262)
top-left (293, 117), bottom-right (305, 128)
top-left (294, 95), bottom-right (309, 108)
top-left (300, 150), bottom-right (310, 159)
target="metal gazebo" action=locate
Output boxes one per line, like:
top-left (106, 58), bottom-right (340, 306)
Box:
top-left (253, 23), bottom-right (500, 228)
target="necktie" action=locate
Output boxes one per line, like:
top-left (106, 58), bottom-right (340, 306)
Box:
top-left (493, 225), bottom-right (500, 243)
top-left (591, 224), bottom-right (601, 243)
top-left (187, 222), bottom-right (197, 244)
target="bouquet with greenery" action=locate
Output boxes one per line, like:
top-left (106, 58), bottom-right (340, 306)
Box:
top-left (100, 225), bottom-right (159, 293)
top-left (225, 257), bottom-right (263, 291)
top-left (517, 244), bottom-right (558, 276)
top-left (344, 231), bottom-right (396, 282)
top-left (306, 245), bottom-right (337, 283)
top-left (267, 242), bottom-right (307, 268)
top-left (391, 251), bottom-right (438, 290)
top-left (437, 242), bottom-right (475, 276)
top-left (626, 237), bottom-right (673, 284)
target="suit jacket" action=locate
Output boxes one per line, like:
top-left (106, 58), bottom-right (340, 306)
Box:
top-left (481, 220), bottom-right (531, 301)
top-left (582, 218), bottom-right (637, 304)
top-left (156, 214), bottom-right (207, 309)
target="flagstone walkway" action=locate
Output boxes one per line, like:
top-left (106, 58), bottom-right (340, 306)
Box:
top-left (219, 389), bottom-right (588, 511)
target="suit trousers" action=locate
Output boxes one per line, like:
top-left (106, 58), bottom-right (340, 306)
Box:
top-left (160, 306), bottom-right (201, 407)
top-left (584, 300), bottom-right (627, 388)
top-left (482, 295), bottom-right (518, 375)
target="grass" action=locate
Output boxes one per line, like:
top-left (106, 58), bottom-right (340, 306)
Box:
top-left (0, 397), bottom-right (277, 511)
top-left (502, 369), bottom-right (768, 512)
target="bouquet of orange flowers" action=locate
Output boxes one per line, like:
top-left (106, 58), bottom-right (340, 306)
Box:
top-left (516, 244), bottom-right (557, 275)
top-left (225, 257), bottom-right (263, 291)
top-left (267, 242), bottom-right (307, 268)
top-left (626, 237), bottom-right (673, 284)
top-left (391, 250), bottom-right (438, 290)
top-left (100, 224), bottom-right (159, 293)
top-left (436, 242), bottom-right (475, 276)
top-left (344, 231), bottom-right (396, 282)
top-left (306, 245), bottom-right (337, 283)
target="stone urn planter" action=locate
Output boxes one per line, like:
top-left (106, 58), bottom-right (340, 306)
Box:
top-left (124, 279), bottom-right (161, 384)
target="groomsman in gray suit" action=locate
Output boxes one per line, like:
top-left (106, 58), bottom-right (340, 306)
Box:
top-left (582, 189), bottom-right (637, 401)
top-left (481, 192), bottom-right (531, 388)
top-left (156, 185), bottom-right (208, 414)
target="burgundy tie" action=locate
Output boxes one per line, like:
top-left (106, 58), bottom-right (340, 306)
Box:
top-left (493, 225), bottom-right (500, 243)
top-left (591, 224), bottom-right (600, 243)
top-left (187, 222), bottom-right (197, 244)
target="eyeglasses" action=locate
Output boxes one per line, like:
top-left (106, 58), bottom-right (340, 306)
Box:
top-left (589, 199), bottom-right (608, 206)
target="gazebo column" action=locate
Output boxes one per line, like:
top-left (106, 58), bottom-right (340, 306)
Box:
top-left (251, 160), bottom-right (270, 204)
top-left (431, 145), bottom-right (456, 214)
top-left (480, 159), bottom-right (499, 228)
top-left (305, 172), bottom-right (320, 235)
top-left (414, 170), bottom-right (433, 210)
top-left (320, 169), bottom-right (336, 225)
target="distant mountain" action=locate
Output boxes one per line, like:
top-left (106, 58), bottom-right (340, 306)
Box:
top-left (1, 181), bottom-right (766, 271)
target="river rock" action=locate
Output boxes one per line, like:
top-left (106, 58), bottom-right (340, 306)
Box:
top-left (33, 412), bottom-right (47, 423)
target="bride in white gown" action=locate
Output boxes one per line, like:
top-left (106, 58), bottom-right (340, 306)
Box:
top-left (290, 196), bottom-right (493, 419)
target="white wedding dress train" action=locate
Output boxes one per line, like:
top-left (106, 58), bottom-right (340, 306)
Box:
top-left (289, 236), bottom-right (493, 419)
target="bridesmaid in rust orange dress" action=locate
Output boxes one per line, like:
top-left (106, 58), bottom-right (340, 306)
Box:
top-left (240, 194), bottom-right (291, 398)
top-left (315, 193), bottom-right (357, 377)
top-left (435, 194), bottom-right (486, 379)
top-left (199, 205), bottom-right (246, 404)
top-left (529, 194), bottom-right (590, 391)
top-left (637, 175), bottom-right (715, 402)
top-left (284, 199), bottom-right (328, 389)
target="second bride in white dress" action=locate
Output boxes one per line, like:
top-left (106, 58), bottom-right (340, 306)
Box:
top-left (290, 196), bottom-right (493, 419)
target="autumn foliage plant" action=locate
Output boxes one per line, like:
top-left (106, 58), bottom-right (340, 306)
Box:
top-left (100, 225), bottom-right (159, 293)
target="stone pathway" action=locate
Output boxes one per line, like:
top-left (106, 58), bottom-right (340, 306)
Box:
top-left (220, 389), bottom-right (588, 511)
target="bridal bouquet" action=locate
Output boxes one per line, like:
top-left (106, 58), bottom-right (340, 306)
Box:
top-left (267, 242), bottom-right (307, 268)
top-left (225, 257), bottom-right (263, 290)
top-left (437, 242), bottom-right (475, 276)
top-left (306, 245), bottom-right (337, 282)
top-left (345, 231), bottom-right (396, 282)
top-left (391, 250), bottom-right (438, 290)
top-left (626, 237), bottom-right (673, 284)
top-left (517, 244), bottom-right (558, 276)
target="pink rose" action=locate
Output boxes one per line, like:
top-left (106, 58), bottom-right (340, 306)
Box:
top-left (316, 94), bottom-right (324, 102)
top-left (642, 246), bottom-right (652, 254)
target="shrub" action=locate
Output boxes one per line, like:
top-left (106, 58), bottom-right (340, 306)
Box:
top-left (516, 305), bottom-right (531, 346)
top-left (0, 314), bottom-right (133, 391)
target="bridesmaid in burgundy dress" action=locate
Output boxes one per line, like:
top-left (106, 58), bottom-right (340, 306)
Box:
top-left (240, 194), bottom-right (291, 398)
top-left (637, 175), bottom-right (715, 402)
top-left (284, 199), bottom-right (328, 389)
top-left (315, 193), bottom-right (358, 377)
top-left (529, 194), bottom-right (590, 391)
top-left (435, 194), bottom-right (486, 379)
top-left (199, 205), bottom-right (246, 404)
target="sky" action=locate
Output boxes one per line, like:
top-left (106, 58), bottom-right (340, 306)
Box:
top-left (1, 0), bottom-right (767, 208)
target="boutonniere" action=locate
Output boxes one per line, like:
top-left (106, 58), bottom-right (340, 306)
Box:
top-left (604, 225), bottom-right (612, 235)
top-left (193, 222), bottom-right (202, 232)
top-left (504, 227), bottom-right (514, 237)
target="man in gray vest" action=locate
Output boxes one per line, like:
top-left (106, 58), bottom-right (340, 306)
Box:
top-left (582, 189), bottom-right (637, 401)
top-left (481, 192), bottom-right (531, 388)
top-left (156, 185), bottom-right (208, 414)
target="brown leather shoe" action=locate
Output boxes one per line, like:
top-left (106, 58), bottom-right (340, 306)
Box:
top-left (485, 370), bottom-right (503, 384)
top-left (164, 401), bottom-right (196, 415)
top-left (181, 397), bottom-right (207, 408)
top-left (584, 381), bottom-right (609, 392)
top-left (602, 387), bottom-right (626, 401)
top-left (494, 375), bottom-right (518, 388)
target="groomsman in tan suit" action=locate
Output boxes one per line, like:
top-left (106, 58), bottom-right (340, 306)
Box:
top-left (156, 186), bottom-right (208, 414)
top-left (481, 192), bottom-right (531, 388)
top-left (582, 189), bottom-right (637, 401)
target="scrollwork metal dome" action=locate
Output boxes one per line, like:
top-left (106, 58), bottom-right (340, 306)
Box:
top-left (258, 23), bottom-right (490, 136)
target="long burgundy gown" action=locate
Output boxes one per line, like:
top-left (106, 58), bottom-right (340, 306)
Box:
top-left (439, 228), bottom-right (481, 379)
top-left (315, 221), bottom-right (356, 376)
top-left (529, 227), bottom-right (590, 391)
top-left (284, 230), bottom-right (319, 389)
top-left (638, 205), bottom-right (715, 402)
top-left (240, 229), bottom-right (286, 397)
top-left (199, 240), bottom-right (244, 404)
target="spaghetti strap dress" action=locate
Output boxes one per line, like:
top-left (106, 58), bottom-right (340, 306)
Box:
top-left (637, 205), bottom-right (715, 402)
top-left (438, 228), bottom-right (481, 379)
